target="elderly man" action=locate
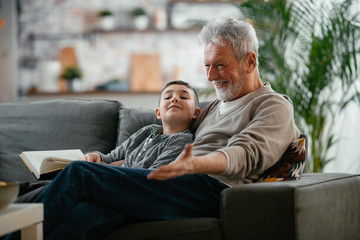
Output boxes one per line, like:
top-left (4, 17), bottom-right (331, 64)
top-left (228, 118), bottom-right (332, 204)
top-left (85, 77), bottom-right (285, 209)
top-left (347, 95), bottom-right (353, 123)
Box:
top-left (9, 17), bottom-right (299, 240)
top-left (149, 17), bottom-right (299, 185)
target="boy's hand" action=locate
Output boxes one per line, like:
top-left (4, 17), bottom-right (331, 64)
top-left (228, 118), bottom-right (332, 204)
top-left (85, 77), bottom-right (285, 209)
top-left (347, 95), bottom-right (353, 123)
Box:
top-left (110, 160), bottom-right (125, 166)
top-left (147, 144), bottom-right (196, 180)
top-left (82, 152), bottom-right (102, 163)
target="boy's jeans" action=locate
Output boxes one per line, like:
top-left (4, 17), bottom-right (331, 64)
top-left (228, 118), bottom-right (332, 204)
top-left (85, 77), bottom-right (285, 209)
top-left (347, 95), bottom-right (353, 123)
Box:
top-left (33, 161), bottom-right (228, 240)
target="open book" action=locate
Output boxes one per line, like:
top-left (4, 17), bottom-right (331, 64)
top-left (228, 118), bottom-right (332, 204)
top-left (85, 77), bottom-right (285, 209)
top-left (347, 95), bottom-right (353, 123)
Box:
top-left (20, 149), bottom-right (84, 179)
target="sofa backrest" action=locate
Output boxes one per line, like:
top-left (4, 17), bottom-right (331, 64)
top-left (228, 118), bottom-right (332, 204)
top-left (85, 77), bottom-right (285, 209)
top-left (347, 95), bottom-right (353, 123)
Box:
top-left (116, 102), bottom-right (211, 146)
top-left (0, 99), bottom-right (121, 182)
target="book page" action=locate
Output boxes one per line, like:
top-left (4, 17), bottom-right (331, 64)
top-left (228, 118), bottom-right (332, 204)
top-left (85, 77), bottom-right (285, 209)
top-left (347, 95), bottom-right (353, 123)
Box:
top-left (22, 151), bottom-right (44, 174)
top-left (20, 149), bottom-right (84, 178)
top-left (41, 149), bottom-right (84, 161)
top-left (24, 149), bottom-right (83, 162)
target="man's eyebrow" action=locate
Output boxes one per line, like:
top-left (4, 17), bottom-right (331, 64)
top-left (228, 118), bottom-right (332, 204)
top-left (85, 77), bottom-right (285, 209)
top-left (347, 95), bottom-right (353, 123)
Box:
top-left (204, 58), bottom-right (228, 65)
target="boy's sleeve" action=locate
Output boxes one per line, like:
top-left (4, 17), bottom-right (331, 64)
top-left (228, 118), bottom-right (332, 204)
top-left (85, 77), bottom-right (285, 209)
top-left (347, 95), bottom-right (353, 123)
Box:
top-left (100, 125), bottom-right (152, 164)
top-left (98, 140), bottom-right (128, 164)
top-left (149, 133), bottom-right (194, 169)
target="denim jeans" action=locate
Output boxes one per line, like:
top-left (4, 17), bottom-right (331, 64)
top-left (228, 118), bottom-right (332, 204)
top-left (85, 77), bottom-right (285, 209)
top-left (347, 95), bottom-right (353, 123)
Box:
top-left (32, 161), bottom-right (228, 240)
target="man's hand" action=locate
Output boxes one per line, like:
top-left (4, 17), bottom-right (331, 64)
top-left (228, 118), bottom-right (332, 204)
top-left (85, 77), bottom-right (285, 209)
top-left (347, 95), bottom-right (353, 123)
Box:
top-left (147, 144), bottom-right (197, 180)
top-left (82, 152), bottom-right (102, 163)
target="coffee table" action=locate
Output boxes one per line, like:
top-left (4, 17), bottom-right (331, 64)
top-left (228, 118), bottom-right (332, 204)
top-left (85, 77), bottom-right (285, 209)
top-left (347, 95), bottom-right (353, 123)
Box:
top-left (0, 203), bottom-right (43, 240)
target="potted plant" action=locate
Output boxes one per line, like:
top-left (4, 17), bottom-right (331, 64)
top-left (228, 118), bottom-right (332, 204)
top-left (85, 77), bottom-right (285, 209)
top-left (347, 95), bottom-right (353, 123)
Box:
top-left (100, 10), bottom-right (112, 18)
top-left (132, 7), bottom-right (149, 30)
top-left (60, 66), bottom-right (83, 92)
top-left (99, 9), bottom-right (115, 30)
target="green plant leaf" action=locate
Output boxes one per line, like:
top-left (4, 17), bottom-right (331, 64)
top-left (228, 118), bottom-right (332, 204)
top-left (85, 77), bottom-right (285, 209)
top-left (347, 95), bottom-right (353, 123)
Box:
top-left (237, 0), bottom-right (360, 172)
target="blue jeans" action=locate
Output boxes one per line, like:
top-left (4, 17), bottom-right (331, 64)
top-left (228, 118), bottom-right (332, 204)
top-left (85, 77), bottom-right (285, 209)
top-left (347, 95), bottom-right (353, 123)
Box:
top-left (33, 161), bottom-right (228, 240)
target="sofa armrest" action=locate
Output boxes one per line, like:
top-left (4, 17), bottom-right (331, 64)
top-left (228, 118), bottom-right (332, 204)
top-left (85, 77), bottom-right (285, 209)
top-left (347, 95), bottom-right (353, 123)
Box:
top-left (220, 173), bottom-right (360, 240)
top-left (221, 182), bottom-right (296, 240)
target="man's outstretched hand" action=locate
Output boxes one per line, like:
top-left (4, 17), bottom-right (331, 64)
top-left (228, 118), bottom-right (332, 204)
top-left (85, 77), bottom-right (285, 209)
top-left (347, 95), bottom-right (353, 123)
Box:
top-left (147, 143), bottom-right (197, 180)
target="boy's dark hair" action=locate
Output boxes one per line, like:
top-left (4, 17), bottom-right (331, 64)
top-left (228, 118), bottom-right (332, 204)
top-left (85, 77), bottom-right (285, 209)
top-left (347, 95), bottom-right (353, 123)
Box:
top-left (161, 80), bottom-right (199, 106)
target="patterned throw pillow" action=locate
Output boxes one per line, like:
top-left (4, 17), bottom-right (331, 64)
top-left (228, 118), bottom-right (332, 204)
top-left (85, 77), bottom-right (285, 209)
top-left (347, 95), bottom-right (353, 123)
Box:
top-left (257, 138), bottom-right (307, 182)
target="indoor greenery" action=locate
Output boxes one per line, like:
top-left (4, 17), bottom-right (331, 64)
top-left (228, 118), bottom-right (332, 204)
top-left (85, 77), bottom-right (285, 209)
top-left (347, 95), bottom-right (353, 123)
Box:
top-left (132, 7), bottom-right (147, 17)
top-left (237, 0), bottom-right (360, 172)
top-left (99, 10), bottom-right (113, 17)
top-left (60, 66), bottom-right (83, 80)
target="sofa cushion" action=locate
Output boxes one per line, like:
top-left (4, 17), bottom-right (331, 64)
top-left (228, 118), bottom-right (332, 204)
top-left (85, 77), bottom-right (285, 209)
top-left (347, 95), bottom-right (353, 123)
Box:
top-left (105, 218), bottom-right (221, 240)
top-left (257, 138), bottom-right (307, 182)
top-left (117, 102), bottom-right (210, 146)
top-left (0, 99), bottom-right (121, 182)
top-left (117, 107), bottom-right (161, 146)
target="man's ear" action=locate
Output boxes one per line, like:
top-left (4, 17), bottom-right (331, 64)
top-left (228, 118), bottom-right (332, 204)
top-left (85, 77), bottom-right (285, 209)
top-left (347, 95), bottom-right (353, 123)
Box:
top-left (245, 52), bottom-right (257, 73)
top-left (192, 107), bottom-right (201, 120)
top-left (155, 108), bottom-right (161, 120)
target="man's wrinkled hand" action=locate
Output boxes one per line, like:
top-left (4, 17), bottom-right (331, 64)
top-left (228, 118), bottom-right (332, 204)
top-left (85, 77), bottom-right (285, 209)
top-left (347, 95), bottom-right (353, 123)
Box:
top-left (147, 144), bottom-right (196, 180)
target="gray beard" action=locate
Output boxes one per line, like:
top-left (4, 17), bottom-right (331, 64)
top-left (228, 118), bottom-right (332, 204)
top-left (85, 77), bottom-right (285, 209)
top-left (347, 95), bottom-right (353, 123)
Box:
top-left (214, 80), bottom-right (245, 101)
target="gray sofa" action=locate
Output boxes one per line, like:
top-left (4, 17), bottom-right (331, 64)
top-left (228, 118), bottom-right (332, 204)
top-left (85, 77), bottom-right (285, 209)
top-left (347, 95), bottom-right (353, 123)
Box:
top-left (0, 99), bottom-right (359, 240)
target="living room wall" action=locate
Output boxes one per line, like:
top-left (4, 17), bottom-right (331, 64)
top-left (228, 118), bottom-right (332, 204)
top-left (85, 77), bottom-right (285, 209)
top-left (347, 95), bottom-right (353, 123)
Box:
top-left (0, 0), bottom-right (17, 103)
top-left (16, 0), bottom-right (241, 95)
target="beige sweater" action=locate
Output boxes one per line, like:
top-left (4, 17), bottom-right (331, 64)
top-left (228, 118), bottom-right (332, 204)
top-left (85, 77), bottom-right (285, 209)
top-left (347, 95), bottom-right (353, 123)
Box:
top-left (191, 83), bottom-right (300, 186)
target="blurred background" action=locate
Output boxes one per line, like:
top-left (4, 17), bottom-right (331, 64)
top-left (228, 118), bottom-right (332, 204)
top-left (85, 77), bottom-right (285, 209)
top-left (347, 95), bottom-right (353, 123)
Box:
top-left (1, 0), bottom-right (243, 106)
top-left (0, 0), bottom-right (359, 174)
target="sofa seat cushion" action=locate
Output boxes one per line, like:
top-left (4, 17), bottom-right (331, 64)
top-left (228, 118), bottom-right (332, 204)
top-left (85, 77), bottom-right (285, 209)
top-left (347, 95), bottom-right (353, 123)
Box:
top-left (0, 99), bottom-right (121, 182)
top-left (105, 218), bottom-right (221, 240)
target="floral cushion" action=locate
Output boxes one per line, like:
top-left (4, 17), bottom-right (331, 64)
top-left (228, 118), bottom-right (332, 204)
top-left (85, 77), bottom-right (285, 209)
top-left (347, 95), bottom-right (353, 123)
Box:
top-left (257, 138), bottom-right (307, 182)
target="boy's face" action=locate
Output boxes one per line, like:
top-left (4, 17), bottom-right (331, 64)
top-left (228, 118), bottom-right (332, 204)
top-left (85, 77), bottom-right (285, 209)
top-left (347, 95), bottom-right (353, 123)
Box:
top-left (155, 84), bottom-right (200, 126)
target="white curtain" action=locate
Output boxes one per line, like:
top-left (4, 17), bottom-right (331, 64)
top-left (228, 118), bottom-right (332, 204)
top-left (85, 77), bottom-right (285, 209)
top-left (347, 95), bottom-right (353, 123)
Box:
top-left (324, 102), bottom-right (360, 173)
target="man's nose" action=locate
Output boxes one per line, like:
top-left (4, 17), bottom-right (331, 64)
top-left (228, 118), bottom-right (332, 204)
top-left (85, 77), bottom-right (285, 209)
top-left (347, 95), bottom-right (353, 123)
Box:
top-left (207, 66), bottom-right (218, 81)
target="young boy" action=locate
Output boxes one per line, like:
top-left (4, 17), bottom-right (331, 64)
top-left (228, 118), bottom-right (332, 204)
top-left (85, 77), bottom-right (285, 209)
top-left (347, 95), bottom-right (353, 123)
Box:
top-left (83, 80), bottom-right (201, 169)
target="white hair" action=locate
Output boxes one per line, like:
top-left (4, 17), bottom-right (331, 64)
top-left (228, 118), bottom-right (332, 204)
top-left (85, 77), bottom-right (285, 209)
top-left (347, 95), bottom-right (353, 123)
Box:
top-left (199, 16), bottom-right (259, 67)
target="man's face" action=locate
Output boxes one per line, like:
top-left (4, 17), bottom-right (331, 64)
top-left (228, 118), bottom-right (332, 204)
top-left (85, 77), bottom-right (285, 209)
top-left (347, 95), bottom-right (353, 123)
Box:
top-left (156, 84), bottom-right (199, 126)
top-left (204, 39), bottom-right (246, 101)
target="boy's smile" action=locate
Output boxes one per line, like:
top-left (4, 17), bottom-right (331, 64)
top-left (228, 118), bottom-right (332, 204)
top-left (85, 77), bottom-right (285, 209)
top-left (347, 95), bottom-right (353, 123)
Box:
top-left (168, 103), bottom-right (181, 110)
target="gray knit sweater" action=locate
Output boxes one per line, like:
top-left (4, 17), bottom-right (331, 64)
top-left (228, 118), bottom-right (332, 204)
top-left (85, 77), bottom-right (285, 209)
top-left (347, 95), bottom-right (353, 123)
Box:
top-left (99, 124), bottom-right (194, 169)
top-left (191, 83), bottom-right (300, 186)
